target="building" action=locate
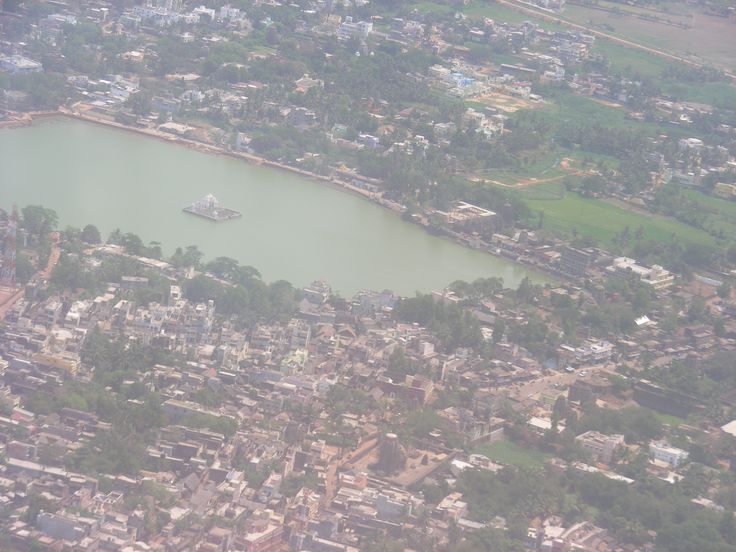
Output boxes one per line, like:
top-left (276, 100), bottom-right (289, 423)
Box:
top-left (607, 257), bottom-right (675, 290)
top-left (649, 441), bottom-right (689, 468)
top-left (714, 182), bottom-right (736, 199)
top-left (337, 16), bottom-right (373, 40)
top-left (571, 340), bottom-right (614, 365)
top-left (678, 137), bottom-right (704, 153)
top-left (559, 247), bottom-right (593, 278)
top-left (436, 201), bottom-right (497, 236)
top-left (377, 433), bottom-right (406, 474)
top-left (0, 55), bottom-right (43, 74)
top-left (575, 431), bottom-right (625, 464)
top-left (240, 510), bottom-right (283, 552)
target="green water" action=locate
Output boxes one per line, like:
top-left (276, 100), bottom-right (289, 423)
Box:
top-left (0, 118), bottom-right (543, 295)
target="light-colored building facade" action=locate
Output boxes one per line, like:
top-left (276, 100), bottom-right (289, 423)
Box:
top-left (575, 431), bottom-right (625, 464)
top-left (649, 441), bottom-right (689, 468)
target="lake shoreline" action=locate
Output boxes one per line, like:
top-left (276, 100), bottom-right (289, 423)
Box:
top-left (11, 109), bottom-right (557, 287)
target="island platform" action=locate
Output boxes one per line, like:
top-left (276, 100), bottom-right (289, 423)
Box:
top-left (183, 194), bottom-right (241, 221)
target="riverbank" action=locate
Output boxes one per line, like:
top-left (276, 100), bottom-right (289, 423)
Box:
top-left (53, 106), bottom-right (400, 211)
top-left (12, 109), bottom-right (558, 286)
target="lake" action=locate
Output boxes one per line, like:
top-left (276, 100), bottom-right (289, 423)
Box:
top-left (0, 117), bottom-right (544, 296)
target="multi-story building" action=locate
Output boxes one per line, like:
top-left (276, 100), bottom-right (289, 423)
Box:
top-left (0, 55), bottom-right (43, 74)
top-left (607, 257), bottom-right (675, 290)
top-left (649, 441), bottom-right (689, 468)
top-left (559, 247), bottom-right (594, 278)
top-left (575, 431), bottom-right (625, 464)
top-left (337, 16), bottom-right (373, 40)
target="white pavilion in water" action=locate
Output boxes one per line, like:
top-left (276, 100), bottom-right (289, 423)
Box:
top-left (191, 194), bottom-right (219, 212)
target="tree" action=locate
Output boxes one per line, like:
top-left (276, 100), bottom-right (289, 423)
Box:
top-left (21, 205), bottom-right (58, 238)
top-left (687, 296), bottom-right (708, 322)
top-left (516, 277), bottom-right (539, 303)
top-left (552, 396), bottom-right (567, 431)
top-left (492, 319), bottom-right (506, 344)
top-left (386, 349), bottom-right (417, 383)
top-left (721, 511), bottom-right (736, 545)
top-left (718, 281), bottom-right (732, 300)
top-left (80, 224), bottom-right (101, 244)
top-left (126, 91), bottom-right (152, 116)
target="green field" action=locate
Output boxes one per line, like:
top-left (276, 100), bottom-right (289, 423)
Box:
top-left (660, 82), bottom-right (736, 110)
top-left (537, 89), bottom-right (707, 141)
top-left (679, 188), bottom-right (736, 216)
top-left (473, 440), bottom-right (551, 468)
top-left (650, 410), bottom-right (687, 428)
top-left (408, 1), bottom-right (455, 16)
top-left (518, 184), bottom-right (715, 249)
top-left (677, 187), bottom-right (736, 238)
top-left (540, 92), bottom-right (631, 127)
top-left (563, 1), bottom-right (736, 73)
top-left (477, 150), bottom-right (569, 185)
top-left (592, 39), bottom-right (676, 77)
top-left (464, 1), bottom-right (547, 24)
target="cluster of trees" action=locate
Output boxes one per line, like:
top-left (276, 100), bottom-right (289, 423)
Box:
top-left (456, 463), bottom-right (736, 552)
top-left (51, 221), bottom-right (300, 327)
top-left (393, 294), bottom-right (482, 351)
top-left (449, 277), bottom-right (504, 303)
top-left (646, 351), bottom-right (736, 403)
top-left (574, 406), bottom-right (663, 444)
top-left (0, 73), bottom-right (70, 111)
top-left (21, 205), bottom-right (58, 240)
top-left (81, 328), bottom-right (173, 390)
top-left (183, 270), bottom-right (298, 327)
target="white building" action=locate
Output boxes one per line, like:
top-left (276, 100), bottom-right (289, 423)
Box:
top-left (649, 441), bottom-right (689, 468)
top-left (571, 339), bottom-right (614, 364)
top-left (608, 257), bottom-right (675, 290)
top-left (337, 16), bottom-right (373, 40)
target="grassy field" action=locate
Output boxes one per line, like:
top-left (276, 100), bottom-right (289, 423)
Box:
top-left (650, 410), bottom-right (687, 428)
top-left (677, 187), bottom-right (736, 238)
top-left (592, 39), bottom-right (676, 77)
top-left (661, 81), bottom-right (736, 110)
top-left (564, 1), bottom-right (736, 73)
top-left (473, 440), bottom-right (551, 468)
top-left (409, 0), bottom-right (455, 16)
top-left (464, 1), bottom-right (548, 24)
top-left (541, 92), bottom-right (631, 127)
top-left (517, 184), bottom-right (715, 249)
top-left (537, 90), bottom-right (699, 139)
top-left (477, 150), bottom-right (569, 184)
top-left (679, 188), bottom-right (736, 216)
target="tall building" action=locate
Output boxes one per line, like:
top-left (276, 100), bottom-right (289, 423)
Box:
top-left (377, 433), bottom-right (406, 474)
top-left (559, 246), bottom-right (593, 278)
